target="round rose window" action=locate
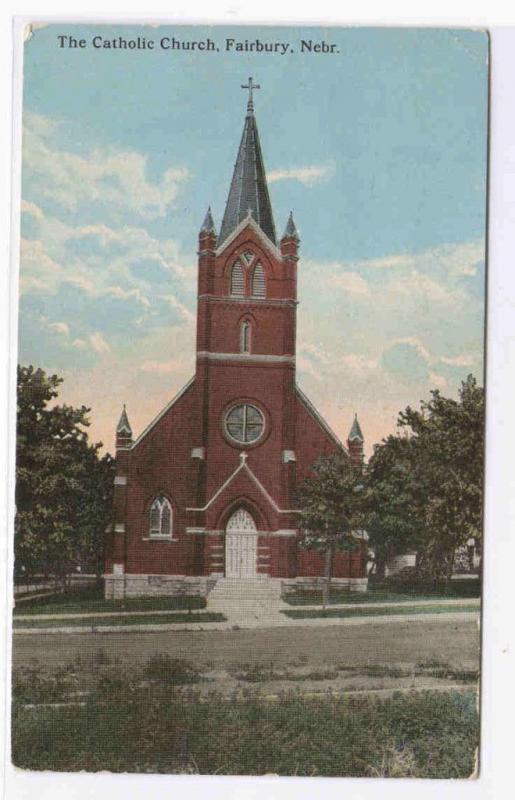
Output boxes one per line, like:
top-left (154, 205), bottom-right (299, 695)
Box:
top-left (224, 403), bottom-right (265, 444)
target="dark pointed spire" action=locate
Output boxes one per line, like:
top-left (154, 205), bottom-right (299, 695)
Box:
top-left (218, 82), bottom-right (276, 247)
top-left (348, 414), bottom-right (364, 442)
top-left (282, 211), bottom-right (300, 242)
top-left (200, 206), bottom-right (216, 235)
top-left (116, 404), bottom-right (132, 437)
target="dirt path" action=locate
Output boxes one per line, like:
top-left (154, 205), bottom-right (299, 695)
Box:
top-left (12, 617), bottom-right (480, 672)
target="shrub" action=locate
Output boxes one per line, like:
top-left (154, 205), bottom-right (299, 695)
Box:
top-left (142, 654), bottom-right (201, 685)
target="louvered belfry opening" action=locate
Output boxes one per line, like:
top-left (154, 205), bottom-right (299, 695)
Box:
top-left (252, 262), bottom-right (265, 297)
top-left (230, 259), bottom-right (245, 296)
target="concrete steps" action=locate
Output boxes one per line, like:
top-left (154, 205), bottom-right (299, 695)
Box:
top-left (207, 577), bottom-right (287, 622)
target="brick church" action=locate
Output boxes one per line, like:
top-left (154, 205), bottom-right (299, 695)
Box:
top-left (105, 81), bottom-right (368, 599)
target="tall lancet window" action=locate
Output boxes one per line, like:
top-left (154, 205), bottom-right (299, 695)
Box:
top-left (240, 320), bottom-right (251, 354)
top-left (252, 262), bottom-right (266, 298)
top-left (149, 495), bottom-right (173, 539)
top-left (230, 259), bottom-right (245, 296)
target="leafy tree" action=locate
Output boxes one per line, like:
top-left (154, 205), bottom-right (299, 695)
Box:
top-left (397, 374), bottom-right (484, 582)
top-left (365, 434), bottom-right (426, 578)
top-left (297, 453), bottom-right (366, 608)
top-left (15, 365), bottom-right (115, 584)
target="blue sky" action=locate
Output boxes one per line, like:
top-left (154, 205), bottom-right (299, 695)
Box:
top-left (18, 24), bottom-right (488, 453)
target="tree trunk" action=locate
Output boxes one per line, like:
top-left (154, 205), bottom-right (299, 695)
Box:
top-left (322, 545), bottom-right (333, 612)
top-left (444, 549), bottom-right (456, 596)
top-left (375, 554), bottom-right (387, 580)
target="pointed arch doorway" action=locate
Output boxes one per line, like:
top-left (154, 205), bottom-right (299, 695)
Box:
top-left (225, 508), bottom-right (258, 578)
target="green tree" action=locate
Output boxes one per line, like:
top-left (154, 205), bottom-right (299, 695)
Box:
top-left (366, 434), bottom-right (426, 578)
top-left (297, 453), bottom-right (366, 609)
top-left (15, 365), bottom-right (115, 585)
top-left (397, 374), bottom-right (484, 583)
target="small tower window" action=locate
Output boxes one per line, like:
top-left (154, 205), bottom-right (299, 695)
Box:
top-left (252, 262), bottom-right (266, 298)
top-left (240, 321), bottom-right (251, 354)
top-left (230, 260), bottom-right (245, 296)
top-left (149, 496), bottom-right (173, 538)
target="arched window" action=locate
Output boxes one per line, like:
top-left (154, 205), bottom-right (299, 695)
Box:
top-left (252, 262), bottom-right (266, 298)
top-left (149, 496), bottom-right (173, 538)
top-left (240, 320), bottom-right (251, 354)
top-left (230, 260), bottom-right (245, 296)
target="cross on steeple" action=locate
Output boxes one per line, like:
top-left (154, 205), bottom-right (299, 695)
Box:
top-left (241, 77), bottom-right (260, 113)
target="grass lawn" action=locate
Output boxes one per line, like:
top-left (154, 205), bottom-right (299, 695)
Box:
top-left (285, 577), bottom-right (481, 606)
top-left (13, 612), bottom-right (226, 629)
top-left (14, 584), bottom-right (206, 616)
top-left (282, 603), bottom-right (479, 620)
top-left (12, 683), bottom-right (478, 777)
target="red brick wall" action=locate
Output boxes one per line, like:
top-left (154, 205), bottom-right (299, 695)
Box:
top-left (107, 221), bottom-right (366, 582)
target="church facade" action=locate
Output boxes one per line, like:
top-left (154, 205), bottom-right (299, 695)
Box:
top-left (104, 84), bottom-right (368, 599)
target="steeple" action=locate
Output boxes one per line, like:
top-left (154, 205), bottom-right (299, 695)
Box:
top-left (116, 404), bottom-right (133, 449)
top-left (218, 78), bottom-right (276, 247)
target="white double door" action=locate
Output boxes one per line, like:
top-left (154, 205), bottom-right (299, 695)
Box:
top-left (225, 508), bottom-right (258, 578)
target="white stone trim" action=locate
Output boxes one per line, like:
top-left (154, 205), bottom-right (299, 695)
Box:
top-left (197, 351), bottom-right (295, 365)
top-left (215, 215), bottom-right (282, 259)
top-left (131, 376), bottom-right (195, 448)
top-left (191, 447), bottom-right (205, 459)
top-left (141, 536), bottom-right (176, 542)
top-left (185, 527), bottom-right (206, 534)
top-left (295, 384), bottom-right (348, 453)
top-left (186, 455), bottom-right (300, 514)
top-left (198, 294), bottom-right (297, 308)
top-left (282, 450), bottom-right (296, 463)
top-left (114, 476), bottom-right (127, 486)
top-left (114, 523), bottom-right (125, 533)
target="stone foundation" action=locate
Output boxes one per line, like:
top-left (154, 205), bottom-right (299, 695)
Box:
top-left (281, 576), bottom-right (368, 596)
top-left (103, 573), bottom-right (217, 600)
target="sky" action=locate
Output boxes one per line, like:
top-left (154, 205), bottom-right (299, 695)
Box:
top-left (18, 24), bottom-right (488, 455)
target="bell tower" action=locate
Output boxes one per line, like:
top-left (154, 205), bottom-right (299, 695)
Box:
top-left (192, 79), bottom-right (301, 521)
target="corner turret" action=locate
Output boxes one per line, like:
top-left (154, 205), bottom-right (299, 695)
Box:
top-left (116, 404), bottom-right (133, 450)
top-left (280, 211), bottom-right (300, 261)
top-left (347, 414), bottom-right (364, 469)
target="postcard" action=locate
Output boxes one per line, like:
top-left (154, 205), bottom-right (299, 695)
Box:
top-left (9, 22), bottom-right (487, 780)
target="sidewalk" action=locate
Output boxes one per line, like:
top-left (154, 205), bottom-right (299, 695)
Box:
top-left (13, 607), bottom-right (480, 635)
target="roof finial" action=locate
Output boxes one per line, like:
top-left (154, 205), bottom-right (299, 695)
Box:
top-left (241, 76), bottom-right (260, 114)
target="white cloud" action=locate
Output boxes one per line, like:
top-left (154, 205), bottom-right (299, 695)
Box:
top-left (89, 332), bottom-right (110, 354)
top-left (139, 358), bottom-right (186, 375)
top-left (429, 371), bottom-right (448, 389)
top-left (340, 354), bottom-right (378, 371)
top-left (21, 199), bottom-right (44, 219)
top-left (329, 271), bottom-right (370, 295)
top-left (48, 321), bottom-right (69, 336)
top-left (162, 294), bottom-right (196, 324)
top-left (347, 240), bottom-right (485, 279)
top-left (439, 353), bottom-right (477, 367)
top-left (267, 164), bottom-right (333, 186)
top-left (23, 111), bottom-right (190, 219)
